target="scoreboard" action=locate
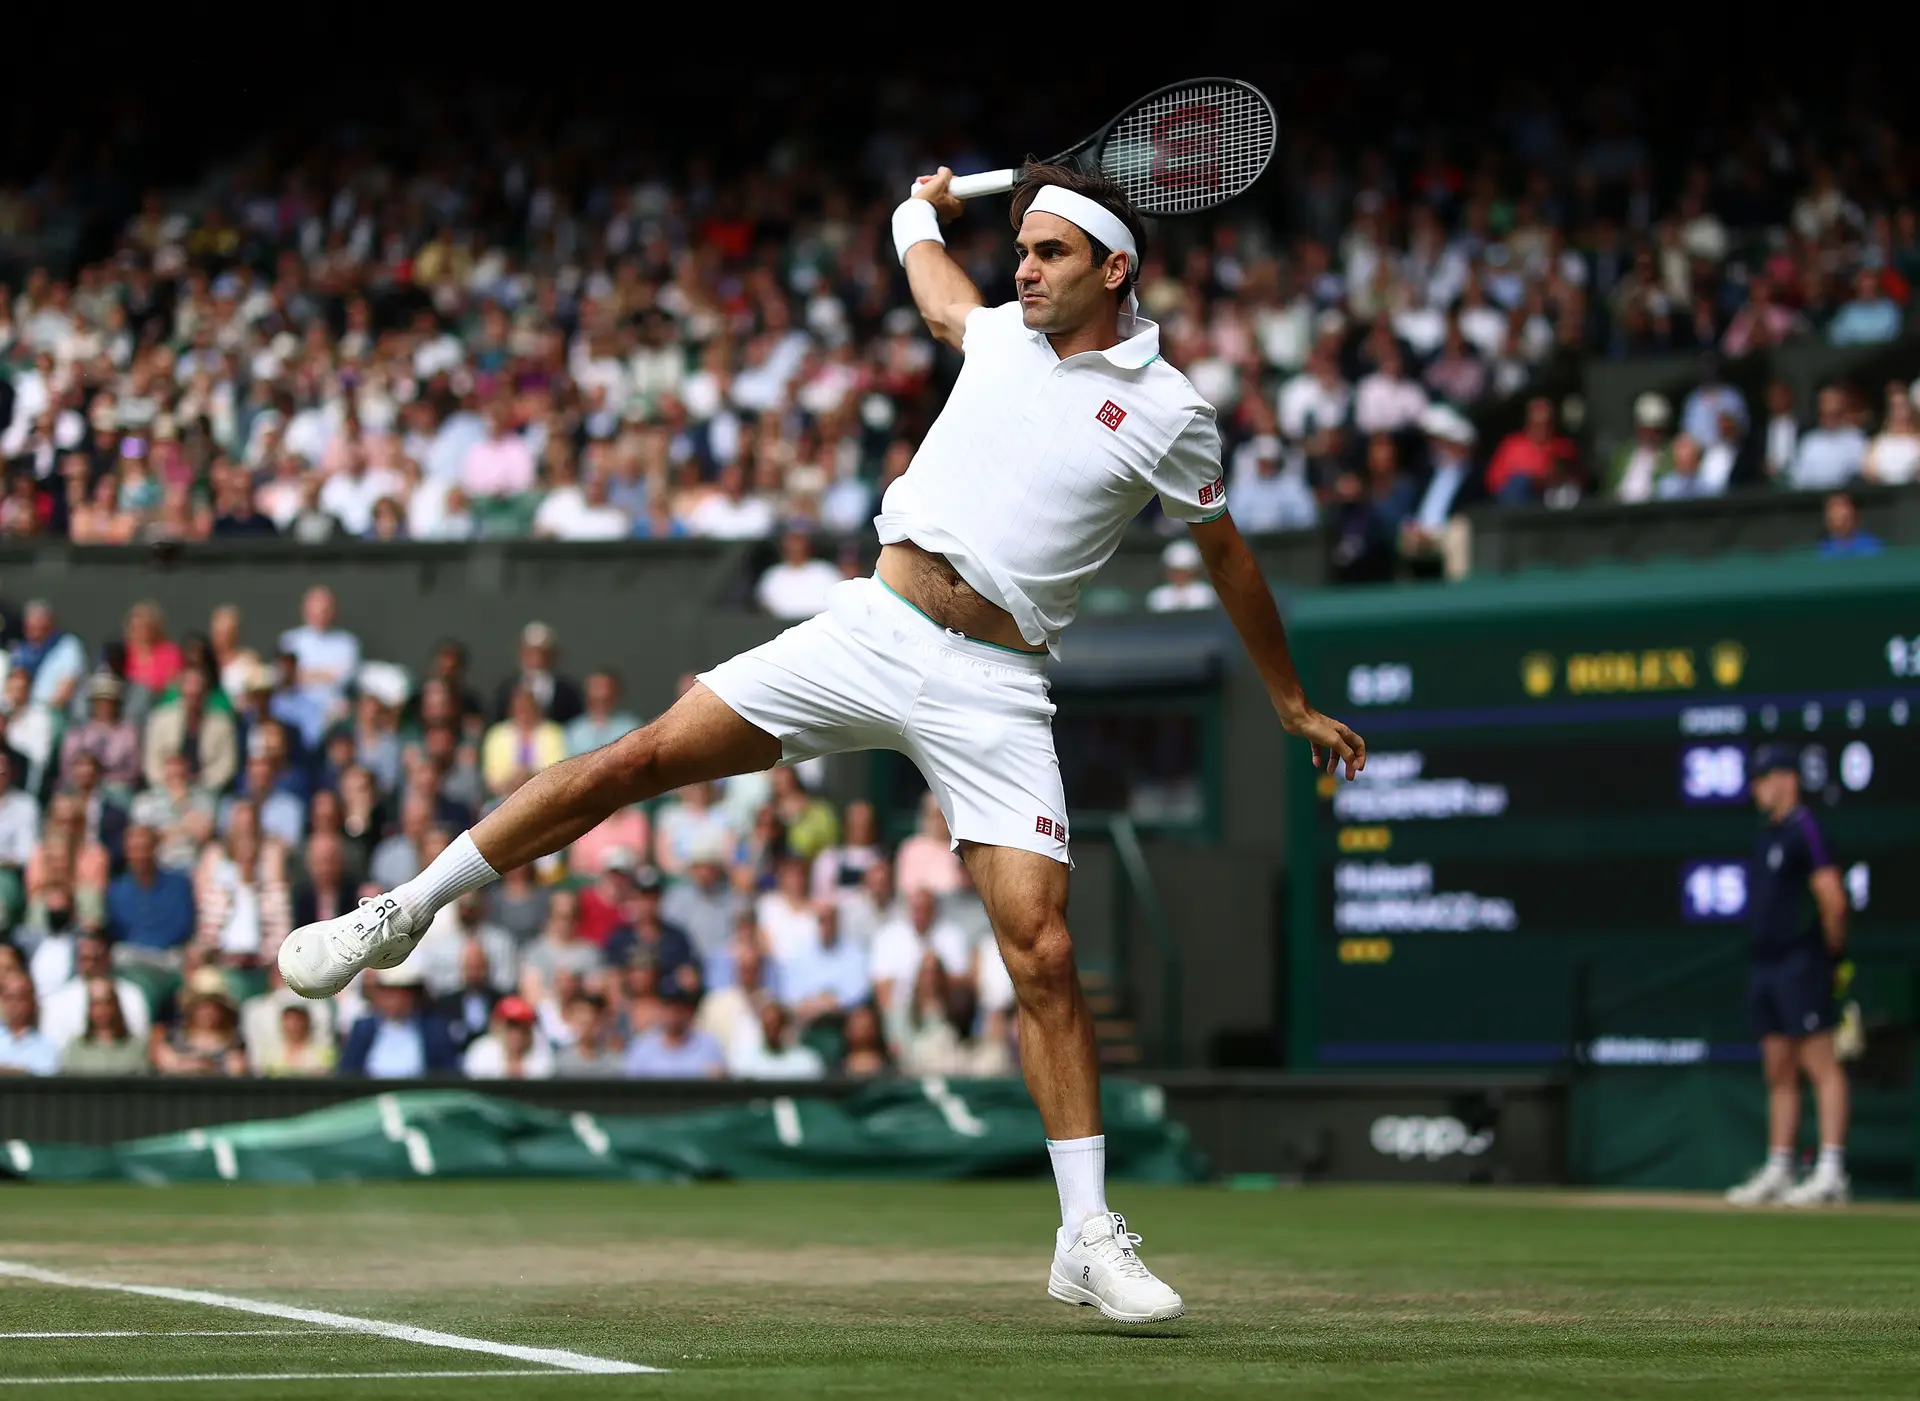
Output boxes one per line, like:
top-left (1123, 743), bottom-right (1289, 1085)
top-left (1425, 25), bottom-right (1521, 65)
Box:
top-left (1283, 549), bottom-right (1920, 1068)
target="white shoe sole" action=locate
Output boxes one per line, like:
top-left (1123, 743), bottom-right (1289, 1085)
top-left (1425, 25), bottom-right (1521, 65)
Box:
top-left (1047, 1267), bottom-right (1184, 1324)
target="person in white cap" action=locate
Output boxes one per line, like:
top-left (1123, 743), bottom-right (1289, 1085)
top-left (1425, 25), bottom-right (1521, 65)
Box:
top-left (1608, 392), bottom-right (1674, 503)
top-left (278, 158), bottom-right (1368, 1327)
top-left (1145, 539), bottom-right (1217, 613)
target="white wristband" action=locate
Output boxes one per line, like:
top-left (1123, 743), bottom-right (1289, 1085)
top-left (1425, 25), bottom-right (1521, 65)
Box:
top-left (891, 198), bottom-right (945, 266)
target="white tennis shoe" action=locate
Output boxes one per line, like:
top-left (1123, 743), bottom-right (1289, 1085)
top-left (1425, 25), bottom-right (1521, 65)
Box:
top-left (1724, 1161), bottom-right (1794, 1206)
top-left (277, 893), bottom-right (422, 999)
top-left (1048, 1211), bottom-right (1184, 1324)
top-left (1780, 1169), bottom-right (1851, 1207)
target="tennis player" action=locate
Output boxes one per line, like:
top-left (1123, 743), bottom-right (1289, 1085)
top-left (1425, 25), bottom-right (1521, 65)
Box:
top-left (1725, 745), bottom-right (1850, 1206)
top-left (281, 163), bottom-right (1367, 1322)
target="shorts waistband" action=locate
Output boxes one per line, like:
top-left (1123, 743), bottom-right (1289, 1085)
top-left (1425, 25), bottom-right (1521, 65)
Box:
top-left (869, 576), bottom-right (1048, 671)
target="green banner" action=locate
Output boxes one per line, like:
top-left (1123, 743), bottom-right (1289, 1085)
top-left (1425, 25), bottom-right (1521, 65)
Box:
top-left (0, 1079), bottom-right (1209, 1185)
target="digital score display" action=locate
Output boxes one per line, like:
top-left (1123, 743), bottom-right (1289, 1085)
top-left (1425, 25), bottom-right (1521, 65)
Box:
top-left (1284, 553), bottom-right (1920, 1068)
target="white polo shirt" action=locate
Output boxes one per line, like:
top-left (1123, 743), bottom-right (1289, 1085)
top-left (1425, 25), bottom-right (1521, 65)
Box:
top-left (874, 302), bottom-right (1223, 652)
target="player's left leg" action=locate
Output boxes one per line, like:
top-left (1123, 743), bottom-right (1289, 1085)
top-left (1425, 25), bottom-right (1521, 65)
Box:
top-left (1782, 1030), bottom-right (1850, 1206)
top-left (961, 840), bottom-right (1182, 1324)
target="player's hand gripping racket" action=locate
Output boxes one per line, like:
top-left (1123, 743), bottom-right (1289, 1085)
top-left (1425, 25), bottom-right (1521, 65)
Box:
top-left (912, 77), bottom-right (1276, 216)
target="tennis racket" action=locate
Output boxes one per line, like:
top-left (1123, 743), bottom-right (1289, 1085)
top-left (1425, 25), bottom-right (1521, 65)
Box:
top-left (913, 77), bottom-right (1277, 217)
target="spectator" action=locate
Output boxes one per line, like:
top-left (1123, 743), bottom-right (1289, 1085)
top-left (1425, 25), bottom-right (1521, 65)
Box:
top-left (840, 1002), bottom-right (890, 1078)
top-left (65, 752), bottom-right (129, 864)
top-left (12, 601), bottom-right (88, 713)
top-left (482, 686), bottom-right (567, 798)
top-left (225, 752), bottom-right (304, 849)
top-left (3, 665), bottom-right (61, 801)
top-left (1655, 434), bottom-right (1722, 500)
top-left (1818, 491), bottom-right (1883, 558)
top-left (768, 767), bottom-right (839, 861)
top-left (728, 999), bottom-right (827, 1080)
top-left (461, 994), bottom-right (555, 1080)
top-left (0, 751), bottom-right (40, 889)
top-left (1610, 393), bottom-right (1675, 503)
top-left (1276, 341), bottom-right (1351, 445)
top-left (686, 460), bottom-right (776, 540)
top-left (432, 935), bottom-right (503, 1048)
top-left (654, 783), bottom-right (741, 878)
top-left (349, 672), bottom-right (407, 796)
top-left (890, 955), bottom-right (975, 1075)
top-left (1400, 405), bottom-right (1478, 569)
top-left (0, 972), bottom-right (58, 1075)
top-left (427, 640), bottom-right (489, 735)
top-left (319, 441), bottom-right (407, 538)
top-left (369, 794), bottom-right (436, 891)
top-left (193, 799), bottom-right (292, 966)
top-left (871, 886), bottom-right (975, 1021)
top-left (810, 800), bottom-right (885, 903)
top-left (554, 673), bottom-right (636, 767)
top-left (259, 1002), bottom-right (335, 1076)
top-left (553, 992), bottom-right (622, 1077)
top-left (462, 401), bottom-right (537, 503)
top-left (149, 967), bottom-right (246, 1076)
top-left (894, 791), bottom-right (964, 898)
top-left (1761, 381), bottom-right (1800, 484)
top-left (1681, 357), bottom-right (1750, 454)
top-left (36, 932), bottom-right (149, 1049)
top-left (756, 522), bottom-right (842, 620)
top-left (604, 866), bottom-right (699, 989)
top-left (130, 751), bottom-right (216, 870)
top-left (661, 838), bottom-right (745, 975)
top-left (491, 621), bottom-right (583, 726)
top-left (837, 857), bottom-right (900, 951)
top-left (1721, 276), bottom-right (1806, 357)
top-left (291, 829), bottom-right (357, 931)
top-left (105, 824), bottom-right (194, 958)
top-left (1789, 387), bottom-right (1868, 492)
top-left (485, 862), bottom-right (551, 945)
top-left (1353, 341), bottom-right (1428, 437)
top-left (1145, 538), bottom-right (1217, 613)
top-left (1864, 383), bottom-right (1920, 486)
top-left (622, 987), bottom-right (725, 1078)
top-left (755, 853), bottom-right (824, 965)
top-left (519, 888), bottom-right (603, 1002)
top-left (1826, 268), bottom-right (1904, 347)
top-left (532, 457), bottom-right (630, 540)
top-left (61, 673), bottom-right (141, 794)
top-left (120, 600), bottom-right (183, 695)
top-left (277, 586), bottom-right (359, 746)
top-left (567, 797), bottom-right (651, 881)
top-left (697, 933), bottom-right (772, 1054)
top-left (781, 900), bottom-right (872, 1028)
top-left (1485, 396), bottom-right (1577, 504)
top-left (338, 963), bottom-right (462, 1078)
top-left (58, 976), bottom-right (151, 1075)
top-left (1227, 427), bottom-right (1317, 534)
top-left (1330, 435), bottom-right (1417, 584)
top-left (141, 665), bottom-right (239, 795)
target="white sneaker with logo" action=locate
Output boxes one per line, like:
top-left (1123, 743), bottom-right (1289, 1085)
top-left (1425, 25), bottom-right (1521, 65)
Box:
top-left (1724, 1162), bottom-right (1794, 1206)
top-left (277, 893), bottom-right (421, 999)
top-left (1048, 1211), bottom-right (1184, 1324)
top-left (1779, 1169), bottom-right (1851, 1207)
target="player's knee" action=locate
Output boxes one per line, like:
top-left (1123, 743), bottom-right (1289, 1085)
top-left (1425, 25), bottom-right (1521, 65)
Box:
top-left (1004, 913), bottom-right (1076, 1004)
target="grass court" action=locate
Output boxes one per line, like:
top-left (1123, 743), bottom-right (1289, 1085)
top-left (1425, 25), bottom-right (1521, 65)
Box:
top-left (2, 1180), bottom-right (1917, 1398)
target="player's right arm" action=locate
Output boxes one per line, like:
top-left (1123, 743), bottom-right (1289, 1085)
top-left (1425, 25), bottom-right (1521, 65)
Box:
top-left (1810, 865), bottom-right (1847, 956)
top-left (898, 168), bottom-right (984, 351)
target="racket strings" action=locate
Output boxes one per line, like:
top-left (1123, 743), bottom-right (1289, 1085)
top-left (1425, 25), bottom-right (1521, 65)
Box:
top-left (1100, 83), bottom-right (1276, 215)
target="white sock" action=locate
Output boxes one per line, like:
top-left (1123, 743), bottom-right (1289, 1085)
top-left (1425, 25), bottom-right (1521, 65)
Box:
top-left (390, 831), bottom-right (499, 930)
top-left (1046, 1135), bottom-right (1107, 1235)
top-left (1818, 1144), bottom-right (1845, 1176)
top-left (1767, 1147), bottom-right (1793, 1173)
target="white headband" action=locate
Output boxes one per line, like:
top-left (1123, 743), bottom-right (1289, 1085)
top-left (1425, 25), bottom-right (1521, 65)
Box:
top-left (1026, 185), bottom-right (1138, 265)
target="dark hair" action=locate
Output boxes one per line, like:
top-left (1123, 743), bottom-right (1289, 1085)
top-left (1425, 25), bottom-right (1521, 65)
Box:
top-left (1009, 161), bottom-right (1146, 303)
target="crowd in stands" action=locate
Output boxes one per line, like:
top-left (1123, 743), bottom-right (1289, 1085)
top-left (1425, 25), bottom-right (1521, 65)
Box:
top-left (0, 64), bottom-right (1913, 609)
top-left (0, 585), bottom-right (1018, 1081)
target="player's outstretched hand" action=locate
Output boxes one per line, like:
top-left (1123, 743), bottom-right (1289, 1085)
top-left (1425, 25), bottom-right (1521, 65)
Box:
top-left (912, 168), bottom-right (965, 224)
top-left (1285, 707), bottom-right (1366, 781)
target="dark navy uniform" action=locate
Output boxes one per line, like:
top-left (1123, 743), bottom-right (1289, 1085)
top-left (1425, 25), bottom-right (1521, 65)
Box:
top-left (1748, 803), bottom-right (1838, 1038)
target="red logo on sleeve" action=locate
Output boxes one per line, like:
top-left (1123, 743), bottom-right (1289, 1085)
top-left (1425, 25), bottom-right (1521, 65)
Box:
top-left (1095, 400), bottom-right (1127, 431)
top-left (1198, 477), bottom-right (1224, 505)
top-left (1036, 816), bottom-right (1067, 842)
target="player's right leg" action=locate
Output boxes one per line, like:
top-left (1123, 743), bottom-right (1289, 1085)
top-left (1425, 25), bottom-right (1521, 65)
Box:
top-left (1726, 1030), bottom-right (1799, 1204)
top-left (278, 684), bottom-right (779, 997)
top-left (1781, 1029), bottom-right (1850, 1206)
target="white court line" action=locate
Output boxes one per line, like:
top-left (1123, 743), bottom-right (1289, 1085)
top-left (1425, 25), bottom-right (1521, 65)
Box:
top-left (0, 1372), bottom-right (584, 1387)
top-left (0, 1261), bottom-right (660, 1376)
top-left (0, 1331), bottom-right (335, 1339)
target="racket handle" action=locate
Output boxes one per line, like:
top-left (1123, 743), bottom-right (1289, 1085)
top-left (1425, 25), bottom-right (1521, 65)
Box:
top-left (907, 169), bottom-right (1020, 201)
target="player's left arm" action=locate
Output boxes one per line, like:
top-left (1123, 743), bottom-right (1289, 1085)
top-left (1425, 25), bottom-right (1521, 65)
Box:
top-left (1189, 510), bottom-right (1365, 780)
top-left (1809, 865), bottom-right (1848, 956)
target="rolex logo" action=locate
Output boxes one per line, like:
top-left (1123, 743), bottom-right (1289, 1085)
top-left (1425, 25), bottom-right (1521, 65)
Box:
top-left (1710, 641), bottom-right (1746, 689)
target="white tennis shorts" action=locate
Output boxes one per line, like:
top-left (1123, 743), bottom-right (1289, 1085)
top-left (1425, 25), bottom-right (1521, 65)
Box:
top-left (698, 576), bottom-right (1070, 862)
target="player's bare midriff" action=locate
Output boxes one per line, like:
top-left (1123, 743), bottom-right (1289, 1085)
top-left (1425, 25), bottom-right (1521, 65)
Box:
top-left (876, 541), bottom-right (1046, 654)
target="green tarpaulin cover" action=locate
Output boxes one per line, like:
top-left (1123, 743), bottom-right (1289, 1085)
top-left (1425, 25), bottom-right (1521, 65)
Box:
top-left (1, 1079), bottom-right (1210, 1185)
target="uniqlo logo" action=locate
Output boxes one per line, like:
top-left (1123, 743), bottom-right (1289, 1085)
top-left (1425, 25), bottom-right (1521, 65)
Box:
top-left (1198, 477), bottom-right (1223, 505)
top-left (1036, 816), bottom-right (1067, 842)
top-left (1095, 400), bottom-right (1127, 431)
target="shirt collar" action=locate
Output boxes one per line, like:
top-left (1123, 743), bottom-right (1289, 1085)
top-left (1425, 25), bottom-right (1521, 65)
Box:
top-left (1023, 310), bottom-right (1162, 370)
